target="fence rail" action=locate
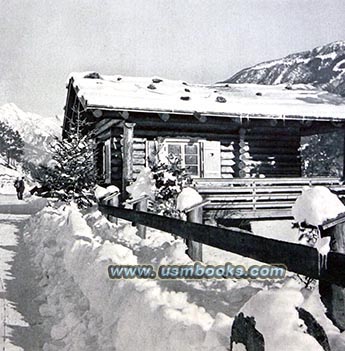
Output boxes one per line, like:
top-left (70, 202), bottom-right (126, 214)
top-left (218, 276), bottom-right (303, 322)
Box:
top-left (195, 177), bottom-right (345, 220)
top-left (98, 204), bottom-right (345, 287)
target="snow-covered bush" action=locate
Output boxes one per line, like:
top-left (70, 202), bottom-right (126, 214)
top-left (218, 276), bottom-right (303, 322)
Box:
top-left (301, 131), bottom-right (344, 177)
top-left (149, 156), bottom-right (194, 217)
top-left (126, 168), bottom-right (156, 201)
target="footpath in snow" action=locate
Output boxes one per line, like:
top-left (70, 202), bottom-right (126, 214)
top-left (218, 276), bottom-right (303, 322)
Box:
top-left (0, 195), bottom-right (47, 350)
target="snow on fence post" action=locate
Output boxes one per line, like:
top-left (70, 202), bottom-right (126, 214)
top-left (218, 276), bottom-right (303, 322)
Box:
top-left (127, 195), bottom-right (149, 239)
top-left (102, 192), bottom-right (120, 224)
top-left (292, 186), bottom-right (345, 332)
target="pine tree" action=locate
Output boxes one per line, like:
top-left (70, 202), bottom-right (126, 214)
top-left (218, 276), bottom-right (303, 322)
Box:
top-left (36, 125), bottom-right (98, 207)
top-left (301, 131), bottom-right (343, 177)
top-left (0, 121), bottom-right (24, 165)
top-left (149, 154), bottom-right (193, 217)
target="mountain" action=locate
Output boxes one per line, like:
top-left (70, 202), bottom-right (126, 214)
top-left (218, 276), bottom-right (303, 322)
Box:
top-left (0, 103), bottom-right (62, 165)
top-left (223, 41), bottom-right (345, 96)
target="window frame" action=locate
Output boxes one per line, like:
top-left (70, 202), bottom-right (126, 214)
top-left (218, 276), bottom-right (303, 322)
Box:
top-left (161, 139), bottom-right (201, 178)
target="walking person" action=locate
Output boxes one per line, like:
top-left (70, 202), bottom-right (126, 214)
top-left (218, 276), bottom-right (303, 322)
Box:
top-left (14, 176), bottom-right (25, 200)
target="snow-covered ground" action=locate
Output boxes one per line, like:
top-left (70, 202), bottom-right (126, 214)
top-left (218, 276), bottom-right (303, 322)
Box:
top-left (0, 214), bottom-right (32, 351)
top-left (16, 202), bottom-right (345, 351)
top-left (0, 197), bottom-right (48, 350)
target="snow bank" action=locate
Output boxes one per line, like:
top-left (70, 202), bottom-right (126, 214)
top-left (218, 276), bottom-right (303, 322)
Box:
top-left (239, 280), bottom-right (323, 351)
top-left (236, 277), bottom-right (345, 351)
top-left (292, 186), bottom-right (345, 226)
top-left (24, 205), bottom-right (232, 351)
top-left (24, 203), bottom-right (345, 350)
top-left (302, 288), bottom-right (345, 350)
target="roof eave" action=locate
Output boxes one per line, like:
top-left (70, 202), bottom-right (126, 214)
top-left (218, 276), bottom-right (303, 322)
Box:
top-left (83, 104), bottom-right (345, 123)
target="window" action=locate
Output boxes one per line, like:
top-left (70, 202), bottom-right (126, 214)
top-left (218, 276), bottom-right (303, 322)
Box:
top-left (184, 144), bottom-right (199, 176)
top-left (162, 141), bottom-right (200, 177)
top-left (157, 139), bottom-right (221, 178)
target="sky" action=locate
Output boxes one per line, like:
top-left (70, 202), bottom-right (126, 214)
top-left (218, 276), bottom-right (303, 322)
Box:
top-left (0, 0), bottom-right (344, 117)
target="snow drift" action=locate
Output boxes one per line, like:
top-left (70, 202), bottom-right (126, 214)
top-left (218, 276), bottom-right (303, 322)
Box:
top-left (23, 204), bottom-right (345, 350)
top-left (24, 205), bottom-right (233, 351)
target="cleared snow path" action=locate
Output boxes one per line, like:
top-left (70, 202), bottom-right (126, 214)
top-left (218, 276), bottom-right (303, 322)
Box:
top-left (0, 195), bottom-right (46, 350)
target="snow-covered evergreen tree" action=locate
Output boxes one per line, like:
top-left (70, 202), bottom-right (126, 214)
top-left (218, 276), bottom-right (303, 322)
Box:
top-left (36, 124), bottom-right (98, 207)
top-left (149, 153), bottom-right (193, 217)
top-left (0, 121), bottom-right (24, 165)
top-left (301, 131), bottom-right (343, 177)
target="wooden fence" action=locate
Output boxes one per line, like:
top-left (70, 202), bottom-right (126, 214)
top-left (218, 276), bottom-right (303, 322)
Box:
top-left (195, 177), bottom-right (345, 220)
top-left (98, 203), bottom-right (345, 288)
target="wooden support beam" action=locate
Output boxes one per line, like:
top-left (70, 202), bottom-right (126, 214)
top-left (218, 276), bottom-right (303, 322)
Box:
top-left (186, 206), bottom-right (203, 261)
top-left (134, 197), bottom-right (148, 239)
top-left (320, 221), bottom-right (345, 330)
top-left (95, 119), bottom-right (123, 136)
top-left (239, 129), bottom-right (250, 178)
top-left (159, 113), bottom-right (170, 122)
top-left (343, 129), bottom-right (345, 181)
top-left (122, 122), bottom-right (135, 196)
top-left (92, 109), bottom-right (103, 118)
top-left (120, 111), bottom-right (130, 120)
top-left (193, 111), bottom-right (207, 123)
top-left (132, 129), bottom-right (239, 140)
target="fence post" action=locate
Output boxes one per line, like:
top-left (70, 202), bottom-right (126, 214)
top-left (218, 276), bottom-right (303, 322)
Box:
top-left (134, 197), bottom-right (148, 239)
top-left (319, 221), bottom-right (345, 331)
top-left (186, 206), bottom-right (203, 261)
top-left (102, 192), bottom-right (120, 224)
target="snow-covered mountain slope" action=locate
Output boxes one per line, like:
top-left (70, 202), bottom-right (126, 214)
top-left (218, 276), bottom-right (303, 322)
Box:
top-left (0, 103), bottom-right (62, 164)
top-left (224, 41), bottom-right (345, 96)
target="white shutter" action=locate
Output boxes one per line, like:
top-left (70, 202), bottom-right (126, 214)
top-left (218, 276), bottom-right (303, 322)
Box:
top-left (158, 143), bottom-right (169, 165)
top-left (202, 141), bottom-right (221, 178)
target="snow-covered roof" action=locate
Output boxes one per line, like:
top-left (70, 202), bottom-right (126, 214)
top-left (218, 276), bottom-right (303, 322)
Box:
top-left (68, 72), bottom-right (345, 122)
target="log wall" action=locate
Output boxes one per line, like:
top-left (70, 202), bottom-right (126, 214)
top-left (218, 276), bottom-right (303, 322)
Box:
top-left (95, 117), bottom-right (302, 186)
top-left (132, 137), bottom-right (147, 179)
top-left (111, 136), bottom-right (123, 185)
top-left (245, 128), bottom-right (301, 178)
top-left (220, 142), bottom-right (236, 178)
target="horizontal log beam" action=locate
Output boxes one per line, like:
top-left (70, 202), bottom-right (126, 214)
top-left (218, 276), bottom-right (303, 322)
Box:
top-left (95, 119), bottom-right (123, 136)
top-left (247, 147), bottom-right (300, 155)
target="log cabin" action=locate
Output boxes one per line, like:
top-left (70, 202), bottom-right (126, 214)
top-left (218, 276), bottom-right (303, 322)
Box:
top-left (62, 72), bottom-right (345, 221)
